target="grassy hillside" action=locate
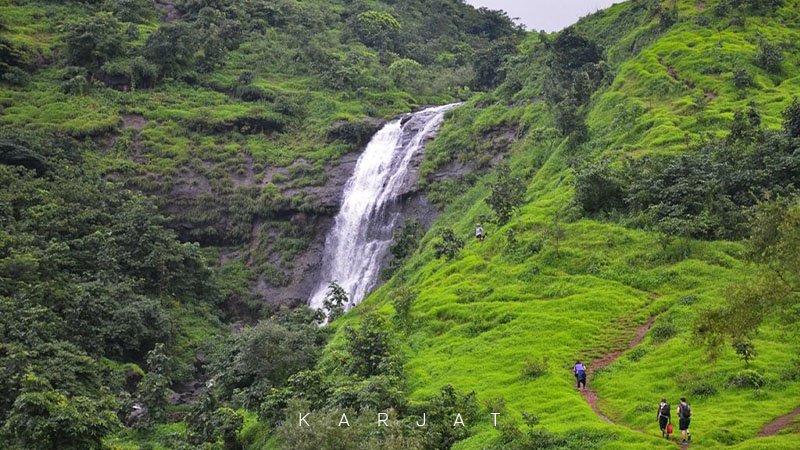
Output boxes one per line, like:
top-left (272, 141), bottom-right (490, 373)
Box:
top-left (0, 0), bottom-right (519, 295)
top-left (3, 0), bottom-right (800, 449)
top-left (323, 0), bottom-right (800, 448)
top-left (0, 0), bottom-right (522, 448)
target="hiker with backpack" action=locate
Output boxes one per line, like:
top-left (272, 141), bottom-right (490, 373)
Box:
top-left (657, 398), bottom-right (671, 439)
top-left (574, 360), bottom-right (587, 391)
top-left (677, 397), bottom-right (692, 444)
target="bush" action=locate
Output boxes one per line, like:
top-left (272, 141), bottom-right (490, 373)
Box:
top-left (433, 228), bottom-right (464, 260)
top-left (130, 56), bottom-right (157, 88)
top-left (649, 319), bottom-right (677, 343)
top-left (522, 357), bottom-right (549, 379)
top-left (486, 166), bottom-right (526, 224)
top-left (144, 23), bottom-right (196, 77)
top-left (689, 381), bottom-right (718, 398)
top-left (65, 13), bottom-right (125, 71)
top-left (627, 347), bottom-right (647, 362)
top-left (732, 67), bottom-right (754, 91)
top-left (103, 0), bottom-right (154, 23)
top-left (354, 11), bottom-right (401, 51)
top-left (754, 38), bottom-right (783, 73)
top-left (783, 97), bottom-right (800, 139)
top-left (574, 158), bottom-right (626, 216)
top-left (322, 281), bottom-right (347, 322)
top-left (728, 369), bottom-right (766, 388)
top-left (343, 314), bottom-right (395, 378)
top-left (2, 66), bottom-right (29, 85)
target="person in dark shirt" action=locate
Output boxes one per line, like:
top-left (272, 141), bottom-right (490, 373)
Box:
top-left (574, 360), bottom-right (587, 391)
top-left (657, 398), bottom-right (671, 439)
top-left (677, 397), bottom-right (692, 444)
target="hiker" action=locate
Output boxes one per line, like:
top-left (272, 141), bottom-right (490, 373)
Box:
top-left (574, 360), bottom-right (587, 391)
top-left (475, 224), bottom-right (485, 242)
top-left (657, 398), bottom-right (671, 439)
top-left (677, 397), bottom-right (692, 444)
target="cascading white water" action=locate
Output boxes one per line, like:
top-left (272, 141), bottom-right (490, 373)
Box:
top-left (308, 104), bottom-right (459, 311)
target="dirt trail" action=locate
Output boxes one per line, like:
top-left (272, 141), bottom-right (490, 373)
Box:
top-left (581, 317), bottom-right (656, 422)
top-left (758, 407), bottom-right (800, 437)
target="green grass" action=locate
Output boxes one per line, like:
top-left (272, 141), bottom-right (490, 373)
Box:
top-left (326, 1), bottom-right (800, 448)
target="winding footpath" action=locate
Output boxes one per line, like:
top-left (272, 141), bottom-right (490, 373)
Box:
top-left (581, 315), bottom-right (799, 445)
top-left (582, 317), bottom-right (656, 423)
top-left (758, 407), bottom-right (800, 437)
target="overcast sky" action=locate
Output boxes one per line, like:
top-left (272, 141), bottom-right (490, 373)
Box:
top-left (465, 0), bottom-right (624, 32)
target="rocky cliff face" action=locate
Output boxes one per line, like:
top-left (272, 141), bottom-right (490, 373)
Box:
top-left (255, 109), bottom-right (478, 307)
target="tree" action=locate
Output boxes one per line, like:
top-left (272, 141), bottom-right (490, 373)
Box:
top-left (187, 391), bottom-right (243, 449)
top-left (733, 339), bottom-right (757, 368)
top-left (433, 228), bottom-right (464, 260)
top-left (344, 314), bottom-right (392, 378)
top-left (783, 97), bottom-right (800, 139)
top-left (472, 37), bottom-right (518, 91)
top-left (486, 166), bottom-right (526, 224)
top-left (1, 374), bottom-right (119, 450)
top-left (389, 219), bottom-right (423, 262)
top-left (547, 215), bottom-right (566, 258)
top-left (322, 281), bottom-right (347, 321)
top-left (212, 317), bottom-right (327, 408)
top-left (354, 11), bottom-right (401, 51)
top-left (389, 58), bottom-right (422, 88)
top-left (697, 198), bottom-right (800, 358)
top-left (135, 343), bottom-right (171, 426)
top-left (391, 288), bottom-right (416, 333)
top-left (573, 158), bottom-right (626, 216)
top-left (754, 37), bottom-right (783, 74)
top-left (144, 23), bottom-right (197, 77)
top-left (65, 13), bottom-right (125, 71)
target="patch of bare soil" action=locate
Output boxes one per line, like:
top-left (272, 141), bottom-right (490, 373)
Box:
top-left (758, 408), bottom-right (800, 437)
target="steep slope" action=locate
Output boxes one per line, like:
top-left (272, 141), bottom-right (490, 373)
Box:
top-left (0, 0), bottom-right (521, 307)
top-left (323, 1), bottom-right (800, 448)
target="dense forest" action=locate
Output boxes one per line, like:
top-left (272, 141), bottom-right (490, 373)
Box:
top-left (2, 0), bottom-right (800, 449)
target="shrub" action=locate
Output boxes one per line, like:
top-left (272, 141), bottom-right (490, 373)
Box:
top-left (728, 369), bottom-right (766, 388)
top-left (144, 23), bottom-right (196, 77)
top-left (2, 66), bottom-right (29, 85)
top-left (65, 13), bottom-right (125, 71)
top-left (322, 281), bottom-right (347, 322)
top-left (237, 70), bottom-right (255, 85)
top-left (627, 347), bottom-right (647, 362)
top-left (522, 357), bottom-right (549, 379)
top-left (391, 288), bottom-right (415, 333)
top-left (486, 166), bottom-right (526, 224)
top-left (343, 314), bottom-right (394, 378)
top-left (389, 58), bottom-right (422, 87)
top-left (754, 38), bottom-right (783, 73)
top-left (678, 294), bottom-right (699, 306)
top-left (732, 67), bottom-right (754, 91)
top-left (390, 219), bottom-right (423, 262)
top-left (354, 11), bottom-right (401, 51)
top-left (689, 382), bottom-right (718, 398)
top-left (649, 319), bottom-right (677, 343)
top-left (574, 158), bottom-right (626, 216)
top-left (130, 56), bottom-right (157, 88)
top-left (103, 0), bottom-right (154, 23)
top-left (433, 228), bottom-right (464, 260)
top-left (783, 97), bottom-right (800, 139)
top-left (733, 339), bottom-right (757, 368)
top-left (782, 358), bottom-right (800, 382)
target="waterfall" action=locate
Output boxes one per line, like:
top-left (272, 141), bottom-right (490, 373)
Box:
top-left (308, 103), bottom-right (459, 311)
